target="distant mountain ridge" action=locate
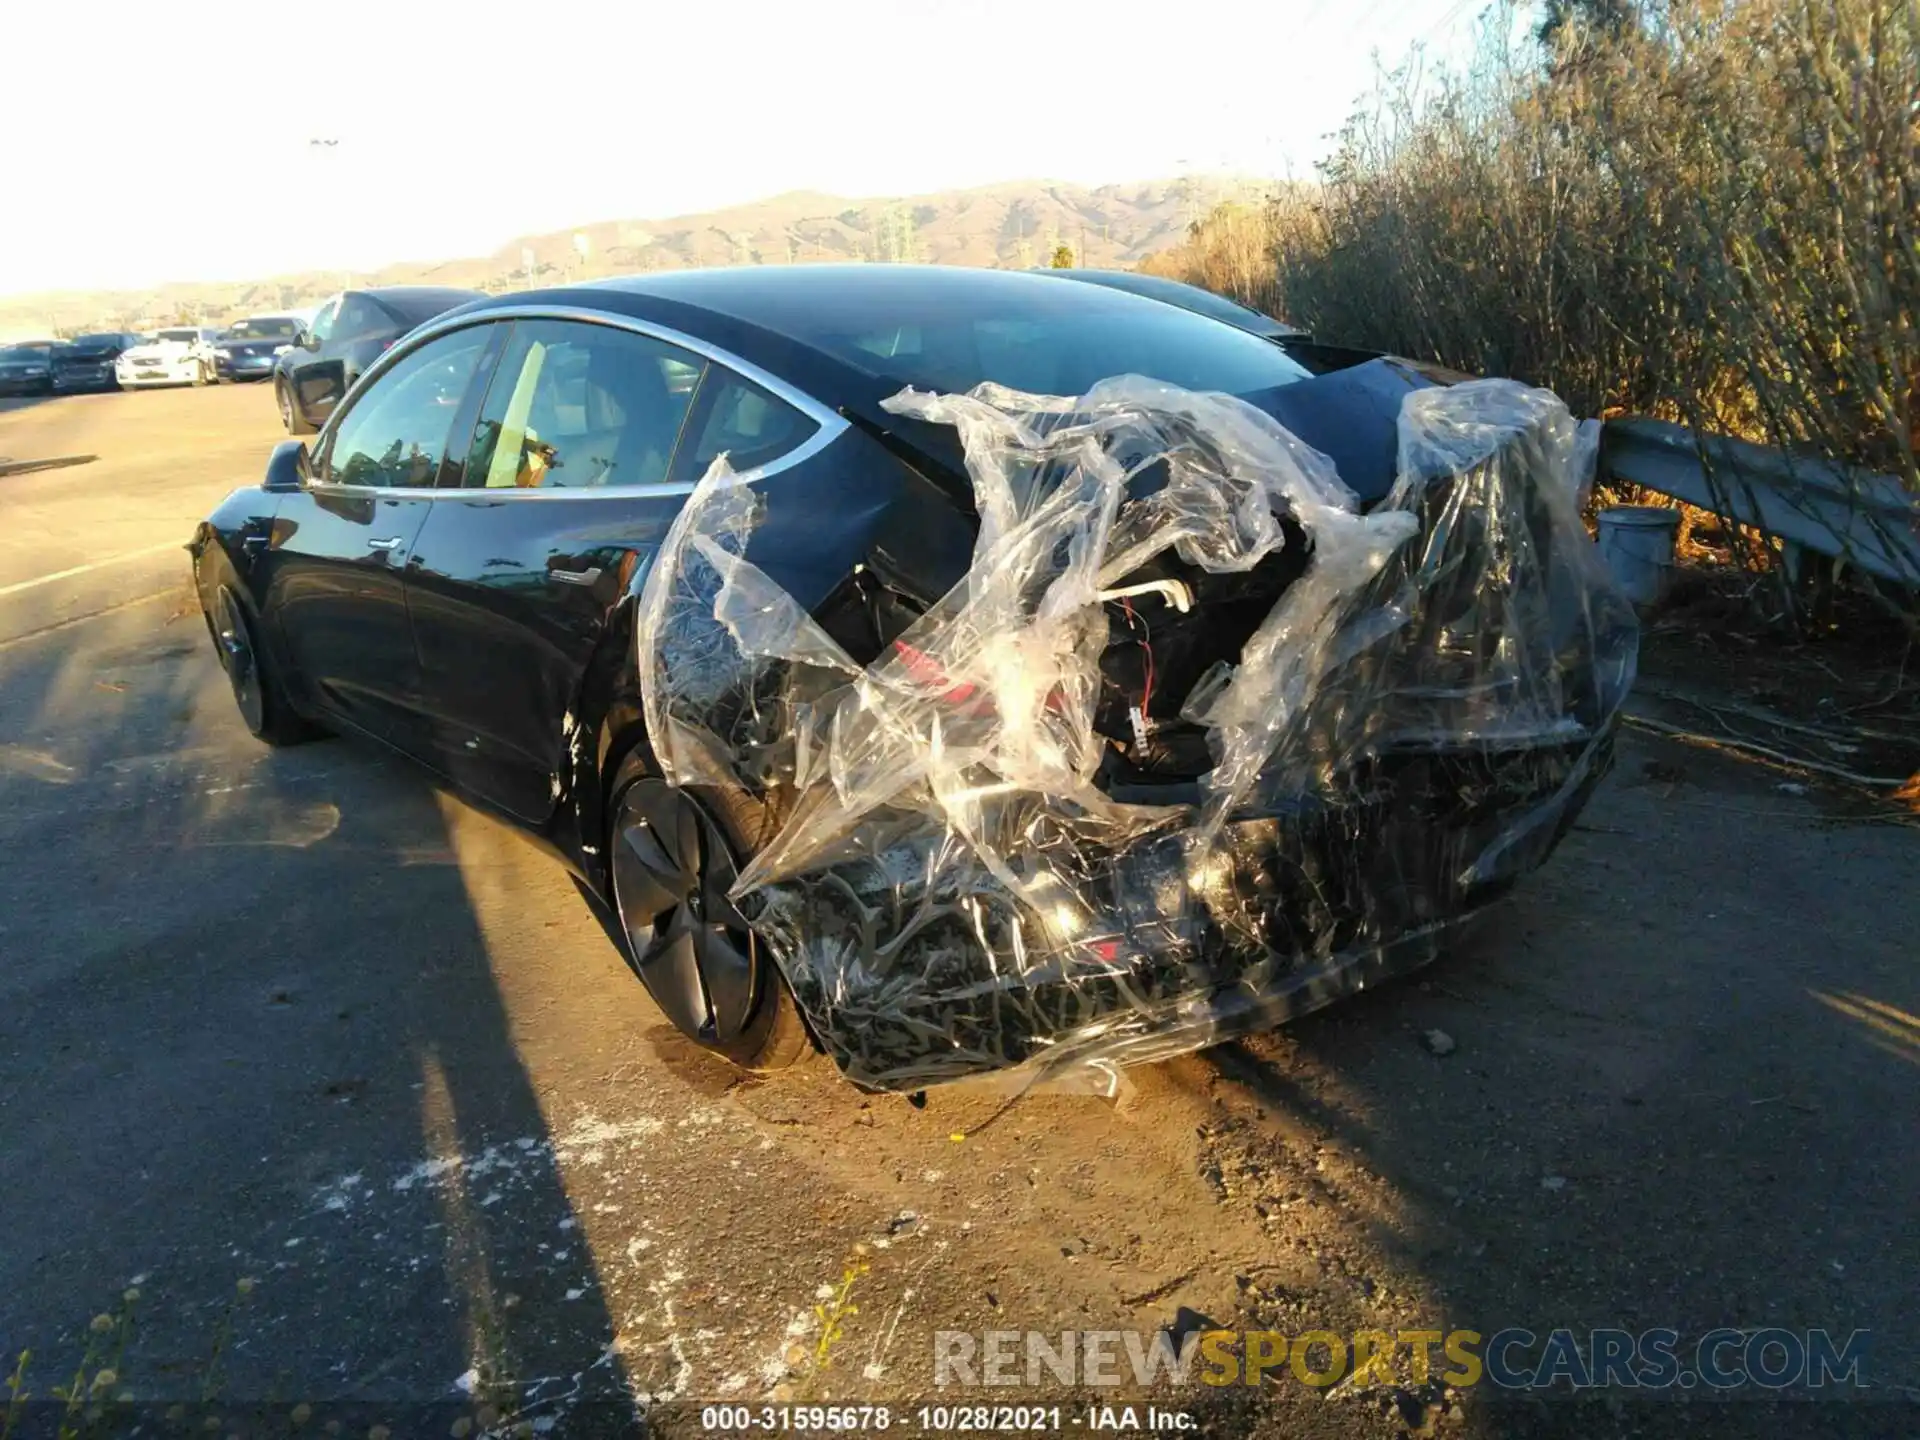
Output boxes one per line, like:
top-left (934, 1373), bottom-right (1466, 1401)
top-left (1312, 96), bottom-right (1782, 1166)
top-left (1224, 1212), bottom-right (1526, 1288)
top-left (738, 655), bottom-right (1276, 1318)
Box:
top-left (2, 175), bottom-right (1266, 336)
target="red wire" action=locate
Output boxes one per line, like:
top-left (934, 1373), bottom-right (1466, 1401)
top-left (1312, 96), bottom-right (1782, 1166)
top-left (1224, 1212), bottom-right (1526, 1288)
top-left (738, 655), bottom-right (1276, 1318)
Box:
top-left (1122, 598), bottom-right (1155, 715)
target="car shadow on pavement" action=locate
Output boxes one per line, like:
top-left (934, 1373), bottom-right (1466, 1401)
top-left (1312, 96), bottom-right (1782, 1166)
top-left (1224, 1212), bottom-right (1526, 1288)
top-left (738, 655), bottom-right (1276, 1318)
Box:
top-left (0, 602), bottom-right (642, 1434)
top-left (1180, 730), bottom-right (1918, 1436)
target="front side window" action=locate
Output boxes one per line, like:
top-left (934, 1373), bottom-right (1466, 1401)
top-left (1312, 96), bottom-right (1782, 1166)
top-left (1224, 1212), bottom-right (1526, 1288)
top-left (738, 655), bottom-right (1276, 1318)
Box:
top-left (323, 327), bottom-right (489, 489)
top-left (461, 320), bottom-right (701, 490)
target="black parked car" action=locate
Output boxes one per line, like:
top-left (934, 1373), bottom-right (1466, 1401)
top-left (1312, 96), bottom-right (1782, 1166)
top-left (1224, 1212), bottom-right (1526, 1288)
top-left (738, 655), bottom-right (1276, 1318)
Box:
top-left (213, 316), bottom-right (302, 383)
top-left (52, 332), bottom-right (143, 392)
top-left (273, 287), bottom-right (482, 435)
top-left (190, 266), bottom-right (1632, 1089)
top-left (0, 341), bottom-right (58, 396)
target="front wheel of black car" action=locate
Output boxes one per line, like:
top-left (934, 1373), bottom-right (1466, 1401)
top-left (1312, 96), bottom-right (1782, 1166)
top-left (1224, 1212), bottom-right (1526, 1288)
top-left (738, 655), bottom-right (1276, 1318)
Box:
top-left (608, 774), bottom-right (813, 1073)
top-left (211, 586), bottom-right (318, 746)
top-left (275, 379), bottom-right (313, 435)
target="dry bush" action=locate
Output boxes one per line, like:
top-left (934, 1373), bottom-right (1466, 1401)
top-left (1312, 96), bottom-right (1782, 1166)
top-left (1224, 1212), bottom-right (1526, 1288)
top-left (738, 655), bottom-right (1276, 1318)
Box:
top-left (1152, 0), bottom-right (1919, 614)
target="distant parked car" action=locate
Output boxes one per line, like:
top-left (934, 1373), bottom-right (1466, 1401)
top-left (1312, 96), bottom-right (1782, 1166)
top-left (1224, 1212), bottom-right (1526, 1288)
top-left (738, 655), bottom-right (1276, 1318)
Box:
top-left (52, 332), bottom-right (144, 392)
top-left (0, 341), bottom-right (57, 396)
top-left (274, 287), bottom-right (483, 434)
top-left (213, 316), bottom-right (303, 383)
top-left (1036, 268), bottom-right (1306, 341)
top-left (115, 327), bottom-right (223, 389)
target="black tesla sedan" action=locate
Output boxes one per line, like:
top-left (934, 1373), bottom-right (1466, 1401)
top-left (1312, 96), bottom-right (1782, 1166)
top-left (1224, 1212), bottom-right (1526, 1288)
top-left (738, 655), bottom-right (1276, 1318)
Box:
top-left (190, 266), bottom-right (1633, 1090)
top-left (273, 286), bottom-right (483, 434)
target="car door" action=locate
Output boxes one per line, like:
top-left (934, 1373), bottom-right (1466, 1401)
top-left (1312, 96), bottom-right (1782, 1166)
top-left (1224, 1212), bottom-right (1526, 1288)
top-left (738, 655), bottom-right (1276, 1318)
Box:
top-left (404, 316), bottom-right (828, 825)
top-left (256, 323), bottom-right (496, 751)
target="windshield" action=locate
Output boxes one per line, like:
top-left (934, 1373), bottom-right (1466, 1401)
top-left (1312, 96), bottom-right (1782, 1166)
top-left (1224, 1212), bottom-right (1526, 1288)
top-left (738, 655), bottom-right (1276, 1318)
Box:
top-left (70, 333), bottom-right (124, 347)
top-left (1, 346), bottom-right (51, 362)
top-left (158, 329), bottom-right (200, 344)
top-left (221, 318), bottom-right (300, 341)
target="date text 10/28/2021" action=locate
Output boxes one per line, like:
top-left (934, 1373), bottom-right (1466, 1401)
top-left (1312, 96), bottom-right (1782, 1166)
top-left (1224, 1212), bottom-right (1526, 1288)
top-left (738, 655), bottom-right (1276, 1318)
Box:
top-left (699, 1406), bottom-right (1195, 1432)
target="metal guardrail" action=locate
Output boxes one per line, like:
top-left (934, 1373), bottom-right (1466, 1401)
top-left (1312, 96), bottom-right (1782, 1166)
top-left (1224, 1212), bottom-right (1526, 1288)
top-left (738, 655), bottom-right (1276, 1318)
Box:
top-left (1599, 416), bottom-right (1920, 590)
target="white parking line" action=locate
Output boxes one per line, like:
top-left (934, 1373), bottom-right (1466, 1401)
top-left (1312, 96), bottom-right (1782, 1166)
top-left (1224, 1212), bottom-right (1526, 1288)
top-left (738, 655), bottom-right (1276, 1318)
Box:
top-left (0, 541), bottom-right (186, 600)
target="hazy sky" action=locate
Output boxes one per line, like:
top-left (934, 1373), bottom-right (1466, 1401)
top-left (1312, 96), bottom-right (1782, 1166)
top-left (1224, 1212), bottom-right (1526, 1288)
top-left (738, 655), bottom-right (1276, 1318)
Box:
top-left (2, 0), bottom-right (1489, 297)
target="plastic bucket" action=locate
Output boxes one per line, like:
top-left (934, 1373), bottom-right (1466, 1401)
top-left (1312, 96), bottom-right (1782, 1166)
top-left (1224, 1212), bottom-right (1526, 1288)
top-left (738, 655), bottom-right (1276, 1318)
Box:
top-left (1597, 505), bottom-right (1681, 607)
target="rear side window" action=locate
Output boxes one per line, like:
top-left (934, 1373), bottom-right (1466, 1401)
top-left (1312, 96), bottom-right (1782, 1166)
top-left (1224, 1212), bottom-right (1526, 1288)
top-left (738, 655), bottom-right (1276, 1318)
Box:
top-left (670, 371), bottom-right (819, 483)
top-left (460, 320), bottom-right (701, 490)
top-left (323, 327), bottom-right (489, 488)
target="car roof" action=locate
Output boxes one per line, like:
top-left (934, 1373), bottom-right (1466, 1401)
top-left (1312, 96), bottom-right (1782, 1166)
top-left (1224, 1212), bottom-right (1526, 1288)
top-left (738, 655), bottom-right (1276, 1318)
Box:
top-left (358, 286), bottom-right (489, 323)
top-left (461, 263), bottom-right (1270, 386)
top-left (358, 285), bottom-right (487, 305)
top-left (579, 262), bottom-right (1186, 330)
top-left (1037, 268), bottom-right (1303, 339)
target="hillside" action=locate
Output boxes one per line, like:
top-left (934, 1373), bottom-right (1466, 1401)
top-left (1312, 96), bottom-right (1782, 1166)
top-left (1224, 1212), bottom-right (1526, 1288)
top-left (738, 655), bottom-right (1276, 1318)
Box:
top-left (1, 176), bottom-right (1262, 336)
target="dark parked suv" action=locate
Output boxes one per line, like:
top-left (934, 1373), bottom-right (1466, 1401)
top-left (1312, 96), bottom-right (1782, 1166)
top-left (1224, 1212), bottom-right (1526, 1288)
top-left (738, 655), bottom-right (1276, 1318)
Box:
top-left (274, 287), bottom-right (483, 435)
top-left (52, 332), bottom-right (144, 393)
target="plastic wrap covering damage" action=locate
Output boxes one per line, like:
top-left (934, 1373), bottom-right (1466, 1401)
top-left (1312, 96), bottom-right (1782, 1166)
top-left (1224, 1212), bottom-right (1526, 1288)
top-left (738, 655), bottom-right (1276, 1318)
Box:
top-left (637, 376), bottom-right (1638, 1092)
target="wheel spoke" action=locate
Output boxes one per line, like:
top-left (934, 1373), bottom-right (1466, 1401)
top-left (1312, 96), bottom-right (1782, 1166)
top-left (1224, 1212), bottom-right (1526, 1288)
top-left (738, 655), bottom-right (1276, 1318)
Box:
top-left (613, 823), bottom-right (685, 929)
top-left (636, 906), bottom-right (711, 1038)
top-left (622, 816), bottom-right (689, 889)
top-left (695, 924), bottom-right (756, 1042)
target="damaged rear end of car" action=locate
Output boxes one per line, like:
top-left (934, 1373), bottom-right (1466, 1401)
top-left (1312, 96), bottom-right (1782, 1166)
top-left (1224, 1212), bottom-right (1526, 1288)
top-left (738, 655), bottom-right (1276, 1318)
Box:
top-left (634, 371), bottom-right (1638, 1093)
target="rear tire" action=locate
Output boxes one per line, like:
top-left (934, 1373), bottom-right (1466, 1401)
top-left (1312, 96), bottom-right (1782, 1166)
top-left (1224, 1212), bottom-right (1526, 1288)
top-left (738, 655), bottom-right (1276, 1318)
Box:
top-left (607, 770), bottom-right (813, 1073)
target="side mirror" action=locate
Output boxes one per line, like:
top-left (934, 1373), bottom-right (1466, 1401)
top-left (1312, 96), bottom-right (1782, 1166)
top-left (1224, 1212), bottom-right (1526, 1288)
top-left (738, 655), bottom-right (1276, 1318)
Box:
top-left (263, 439), bottom-right (310, 492)
top-left (297, 330), bottom-right (319, 351)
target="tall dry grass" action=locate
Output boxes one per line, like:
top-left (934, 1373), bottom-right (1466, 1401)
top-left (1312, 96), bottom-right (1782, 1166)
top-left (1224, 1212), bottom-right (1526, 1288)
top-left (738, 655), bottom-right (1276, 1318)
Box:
top-left (1147, 0), bottom-right (1919, 605)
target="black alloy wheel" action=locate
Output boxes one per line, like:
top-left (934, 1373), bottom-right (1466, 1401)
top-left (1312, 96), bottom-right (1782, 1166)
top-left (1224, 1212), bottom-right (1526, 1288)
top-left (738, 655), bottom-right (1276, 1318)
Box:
top-left (611, 780), bottom-right (765, 1049)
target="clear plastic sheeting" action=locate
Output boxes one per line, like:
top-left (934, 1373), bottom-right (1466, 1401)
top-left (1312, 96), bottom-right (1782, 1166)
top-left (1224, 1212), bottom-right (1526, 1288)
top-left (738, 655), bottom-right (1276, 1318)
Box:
top-left (637, 375), bottom-right (1638, 1092)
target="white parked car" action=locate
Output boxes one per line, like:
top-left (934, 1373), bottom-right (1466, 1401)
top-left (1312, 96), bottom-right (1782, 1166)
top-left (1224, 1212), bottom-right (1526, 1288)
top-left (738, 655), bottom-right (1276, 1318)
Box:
top-left (115, 327), bottom-right (223, 389)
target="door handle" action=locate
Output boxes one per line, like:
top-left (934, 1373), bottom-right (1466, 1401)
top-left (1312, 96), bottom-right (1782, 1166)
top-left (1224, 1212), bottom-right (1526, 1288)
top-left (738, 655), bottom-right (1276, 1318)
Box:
top-left (547, 566), bottom-right (602, 587)
top-left (366, 537), bottom-right (405, 551)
